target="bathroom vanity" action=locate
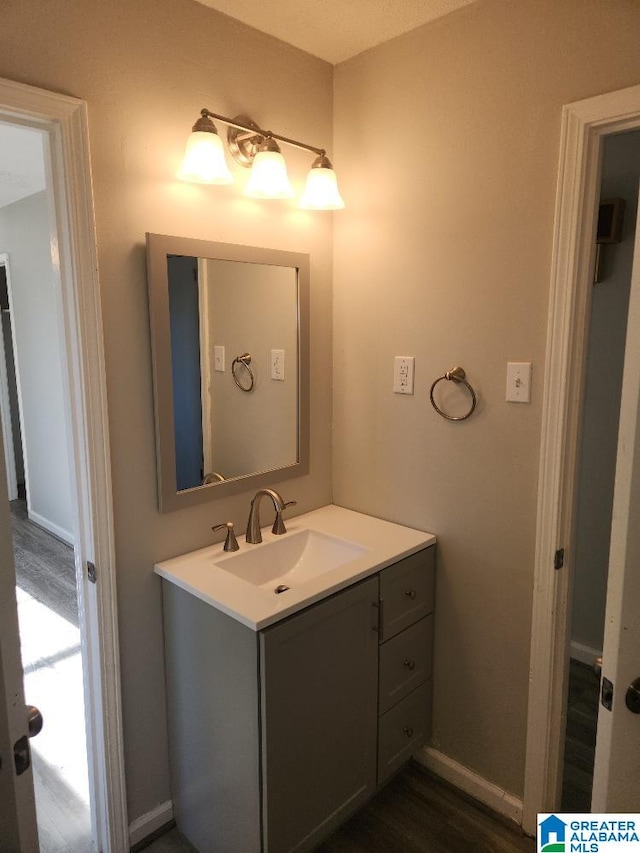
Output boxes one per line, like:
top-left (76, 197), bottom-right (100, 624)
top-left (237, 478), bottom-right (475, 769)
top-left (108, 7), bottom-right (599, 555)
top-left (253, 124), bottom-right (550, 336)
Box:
top-left (156, 505), bottom-right (435, 853)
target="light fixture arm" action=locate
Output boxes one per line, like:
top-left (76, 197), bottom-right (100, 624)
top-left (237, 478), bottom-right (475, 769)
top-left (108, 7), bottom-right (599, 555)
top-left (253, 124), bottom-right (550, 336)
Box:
top-left (200, 109), bottom-right (325, 159)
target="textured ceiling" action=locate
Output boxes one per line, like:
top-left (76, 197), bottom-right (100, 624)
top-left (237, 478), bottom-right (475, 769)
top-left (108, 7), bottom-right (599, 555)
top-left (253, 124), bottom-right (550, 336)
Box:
top-left (192, 0), bottom-right (476, 64)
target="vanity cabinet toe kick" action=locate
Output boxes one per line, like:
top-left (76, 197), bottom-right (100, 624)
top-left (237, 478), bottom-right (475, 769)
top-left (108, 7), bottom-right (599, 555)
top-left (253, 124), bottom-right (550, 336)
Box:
top-left (161, 545), bottom-right (435, 853)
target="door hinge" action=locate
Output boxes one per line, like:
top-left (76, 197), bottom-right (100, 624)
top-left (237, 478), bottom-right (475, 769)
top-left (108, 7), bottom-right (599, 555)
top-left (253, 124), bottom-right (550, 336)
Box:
top-left (87, 561), bottom-right (97, 584)
top-left (554, 548), bottom-right (564, 570)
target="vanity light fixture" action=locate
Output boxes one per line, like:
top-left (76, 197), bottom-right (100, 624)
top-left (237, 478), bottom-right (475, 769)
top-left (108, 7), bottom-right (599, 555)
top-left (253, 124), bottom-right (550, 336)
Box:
top-left (243, 136), bottom-right (294, 200)
top-left (179, 109), bottom-right (345, 210)
top-left (178, 112), bottom-right (233, 185)
top-left (299, 154), bottom-right (345, 211)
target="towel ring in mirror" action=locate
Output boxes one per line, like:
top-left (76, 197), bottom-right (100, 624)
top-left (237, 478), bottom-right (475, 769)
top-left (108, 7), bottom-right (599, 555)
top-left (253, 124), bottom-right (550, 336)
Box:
top-left (232, 353), bottom-right (255, 392)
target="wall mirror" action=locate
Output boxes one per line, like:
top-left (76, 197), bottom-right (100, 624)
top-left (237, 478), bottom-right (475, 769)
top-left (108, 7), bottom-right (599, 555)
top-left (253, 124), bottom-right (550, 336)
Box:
top-left (146, 233), bottom-right (309, 512)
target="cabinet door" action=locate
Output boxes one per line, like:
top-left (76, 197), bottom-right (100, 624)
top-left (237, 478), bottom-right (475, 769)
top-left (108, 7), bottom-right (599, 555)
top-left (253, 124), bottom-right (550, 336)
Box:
top-left (260, 577), bottom-right (379, 853)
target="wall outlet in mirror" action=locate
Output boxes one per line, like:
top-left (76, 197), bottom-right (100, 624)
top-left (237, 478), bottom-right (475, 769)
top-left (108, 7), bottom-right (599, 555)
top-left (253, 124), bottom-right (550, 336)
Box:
top-left (214, 345), bottom-right (225, 372)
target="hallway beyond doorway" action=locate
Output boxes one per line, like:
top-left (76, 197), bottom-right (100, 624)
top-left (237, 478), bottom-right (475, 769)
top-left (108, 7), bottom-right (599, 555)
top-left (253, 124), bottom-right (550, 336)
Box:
top-left (12, 498), bottom-right (91, 853)
top-left (561, 659), bottom-right (599, 812)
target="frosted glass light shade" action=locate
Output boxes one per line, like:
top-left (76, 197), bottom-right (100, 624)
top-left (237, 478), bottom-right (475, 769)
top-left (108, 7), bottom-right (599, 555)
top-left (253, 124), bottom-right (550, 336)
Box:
top-left (299, 163), bottom-right (345, 210)
top-left (244, 150), bottom-right (294, 199)
top-left (178, 131), bottom-right (233, 185)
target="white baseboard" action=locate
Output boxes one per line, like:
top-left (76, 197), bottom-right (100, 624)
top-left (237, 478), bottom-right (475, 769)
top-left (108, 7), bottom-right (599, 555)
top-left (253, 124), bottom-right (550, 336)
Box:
top-left (129, 757), bottom-right (521, 845)
top-left (570, 640), bottom-right (602, 667)
top-left (27, 509), bottom-right (74, 545)
top-left (129, 800), bottom-right (174, 847)
top-left (415, 746), bottom-right (523, 825)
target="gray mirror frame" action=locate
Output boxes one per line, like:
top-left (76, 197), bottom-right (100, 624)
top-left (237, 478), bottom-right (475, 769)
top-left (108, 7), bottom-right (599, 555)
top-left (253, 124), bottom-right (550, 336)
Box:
top-left (146, 233), bottom-right (310, 512)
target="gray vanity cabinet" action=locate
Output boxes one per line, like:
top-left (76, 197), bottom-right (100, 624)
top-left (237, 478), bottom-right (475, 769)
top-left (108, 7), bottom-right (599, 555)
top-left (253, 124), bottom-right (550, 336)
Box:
top-left (260, 576), bottom-right (379, 852)
top-left (161, 544), bottom-right (435, 853)
top-left (377, 548), bottom-right (435, 784)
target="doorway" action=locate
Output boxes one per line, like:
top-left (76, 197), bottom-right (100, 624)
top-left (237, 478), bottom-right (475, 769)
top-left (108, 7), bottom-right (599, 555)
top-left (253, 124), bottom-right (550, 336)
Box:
top-left (524, 83), bottom-right (640, 834)
top-left (0, 121), bottom-right (93, 849)
top-left (561, 129), bottom-right (640, 812)
top-left (0, 77), bottom-right (128, 852)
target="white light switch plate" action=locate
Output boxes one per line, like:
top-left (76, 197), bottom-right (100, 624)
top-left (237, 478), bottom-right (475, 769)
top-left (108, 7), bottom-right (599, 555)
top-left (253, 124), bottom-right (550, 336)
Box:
top-left (271, 349), bottom-right (285, 380)
top-left (506, 362), bottom-right (532, 403)
top-left (214, 345), bottom-right (225, 372)
top-left (393, 356), bottom-right (415, 394)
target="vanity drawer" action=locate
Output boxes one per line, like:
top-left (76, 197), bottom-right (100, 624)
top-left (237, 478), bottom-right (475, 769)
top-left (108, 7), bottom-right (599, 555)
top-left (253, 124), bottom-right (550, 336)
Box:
top-left (378, 614), bottom-right (433, 715)
top-left (377, 680), bottom-right (432, 785)
top-left (379, 547), bottom-right (435, 640)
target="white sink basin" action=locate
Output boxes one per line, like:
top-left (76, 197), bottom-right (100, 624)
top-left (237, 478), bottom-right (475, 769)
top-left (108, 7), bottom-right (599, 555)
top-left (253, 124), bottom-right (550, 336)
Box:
top-left (215, 529), bottom-right (369, 592)
top-left (155, 505), bottom-right (436, 630)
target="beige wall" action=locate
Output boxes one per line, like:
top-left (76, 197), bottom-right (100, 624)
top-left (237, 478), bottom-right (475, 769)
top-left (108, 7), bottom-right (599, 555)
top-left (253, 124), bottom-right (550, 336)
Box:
top-left (0, 0), bottom-right (333, 822)
top-left (333, 0), bottom-right (640, 797)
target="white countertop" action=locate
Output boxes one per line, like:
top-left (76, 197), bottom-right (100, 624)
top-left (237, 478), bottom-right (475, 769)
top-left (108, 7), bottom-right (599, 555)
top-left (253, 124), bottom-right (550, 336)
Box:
top-left (154, 504), bottom-right (435, 630)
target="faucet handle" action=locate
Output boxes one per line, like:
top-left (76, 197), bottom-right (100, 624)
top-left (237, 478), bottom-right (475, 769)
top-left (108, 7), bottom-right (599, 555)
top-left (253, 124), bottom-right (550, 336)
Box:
top-left (212, 521), bottom-right (240, 552)
top-left (272, 500), bottom-right (297, 535)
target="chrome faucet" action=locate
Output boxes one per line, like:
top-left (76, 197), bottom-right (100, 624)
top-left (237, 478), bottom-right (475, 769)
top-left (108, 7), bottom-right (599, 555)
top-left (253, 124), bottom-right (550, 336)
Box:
top-left (246, 489), bottom-right (297, 544)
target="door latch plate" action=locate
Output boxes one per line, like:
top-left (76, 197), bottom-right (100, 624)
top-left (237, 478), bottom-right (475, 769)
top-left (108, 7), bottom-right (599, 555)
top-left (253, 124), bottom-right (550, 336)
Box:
top-left (13, 735), bottom-right (31, 776)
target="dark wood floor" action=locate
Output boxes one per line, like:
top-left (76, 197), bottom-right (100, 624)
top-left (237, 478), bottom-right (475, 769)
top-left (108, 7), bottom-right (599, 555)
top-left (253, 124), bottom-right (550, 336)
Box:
top-left (10, 498), bottom-right (78, 626)
top-left (561, 658), bottom-right (600, 812)
top-left (144, 762), bottom-right (534, 853)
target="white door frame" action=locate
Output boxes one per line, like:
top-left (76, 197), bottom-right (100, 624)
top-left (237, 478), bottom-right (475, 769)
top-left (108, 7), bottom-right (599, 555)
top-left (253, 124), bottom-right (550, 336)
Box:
top-left (523, 82), bottom-right (640, 834)
top-left (0, 77), bottom-right (128, 850)
top-left (198, 257), bottom-right (214, 475)
top-left (0, 254), bottom-right (18, 501)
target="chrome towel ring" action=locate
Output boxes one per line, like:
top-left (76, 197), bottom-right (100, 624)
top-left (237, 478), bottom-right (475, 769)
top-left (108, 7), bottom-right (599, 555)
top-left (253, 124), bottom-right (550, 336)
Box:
top-left (232, 353), bottom-right (255, 392)
top-left (430, 366), bottom-right (477, 421)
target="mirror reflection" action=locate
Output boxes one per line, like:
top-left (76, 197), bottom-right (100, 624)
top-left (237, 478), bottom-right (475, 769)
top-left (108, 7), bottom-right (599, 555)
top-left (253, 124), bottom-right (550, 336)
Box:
top-left (146, 233), bottom-right (309, 512)
top-left (167, 255), bottom-right (299, 490)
